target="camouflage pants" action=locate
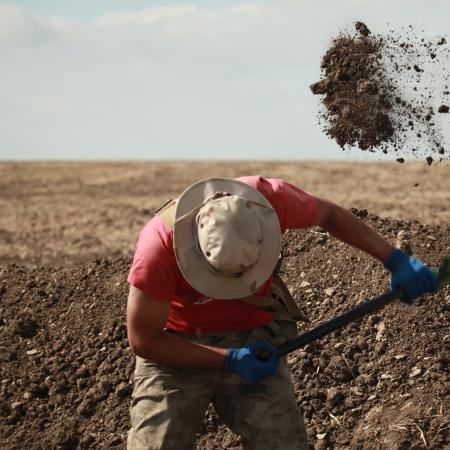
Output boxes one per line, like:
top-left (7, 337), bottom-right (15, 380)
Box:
top-left (127, 314), bottom-right (309, 450)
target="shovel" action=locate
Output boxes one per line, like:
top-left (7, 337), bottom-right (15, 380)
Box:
top-left (259, 258), bottom-right (450, 360)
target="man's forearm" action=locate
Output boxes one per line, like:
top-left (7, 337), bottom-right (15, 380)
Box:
top-left (131, 330), bottom-right (228, 370)
top-left (321, 204), bottom-right (394, 263)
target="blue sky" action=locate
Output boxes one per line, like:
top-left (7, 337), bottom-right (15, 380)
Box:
top-left (0, 0), bottom-right (449, 160)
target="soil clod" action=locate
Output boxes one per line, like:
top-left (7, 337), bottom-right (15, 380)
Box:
top-left (355, 21), bottom-right (370, 37)
top-left (311, 23), bottom-right (449, 163)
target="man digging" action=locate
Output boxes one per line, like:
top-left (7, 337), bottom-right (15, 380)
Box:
top-left (126, 176), bottom-right (437, 450)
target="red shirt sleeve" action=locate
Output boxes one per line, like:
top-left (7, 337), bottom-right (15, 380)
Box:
top-left (237, 176), bottom-right (318, 232)
top-left (127, 216), bottom-right (180, 302)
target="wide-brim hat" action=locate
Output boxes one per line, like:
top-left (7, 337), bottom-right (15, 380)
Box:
top-left (173, 177), bottom-right (282, 299)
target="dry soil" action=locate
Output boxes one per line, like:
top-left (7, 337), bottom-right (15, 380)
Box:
top-left (0, 161), bottom-right (449, 450)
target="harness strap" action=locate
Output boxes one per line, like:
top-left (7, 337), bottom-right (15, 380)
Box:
top-left (155, 199), bottom-right (176, 228)
top-left (272, 273), bottom-right (310, 323)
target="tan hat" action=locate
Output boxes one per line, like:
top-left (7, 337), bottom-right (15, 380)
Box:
top-left (173, 178), bottom-right (282, 299)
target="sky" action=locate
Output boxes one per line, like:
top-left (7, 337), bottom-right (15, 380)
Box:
top-left (0, 0), bottom-right (449, 160)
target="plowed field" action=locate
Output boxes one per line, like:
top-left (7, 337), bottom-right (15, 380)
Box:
top-left (0, 161), bottom-right (449, 449)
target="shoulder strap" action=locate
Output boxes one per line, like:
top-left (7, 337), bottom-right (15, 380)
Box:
top-left (242, 274), bottom-right (308, 322)
top-left (155, 199), bottom-right (176, 229)
top-left (271, 273), bottom-right (309, 322)
top-left (241, 293), bottom-right (279, 307)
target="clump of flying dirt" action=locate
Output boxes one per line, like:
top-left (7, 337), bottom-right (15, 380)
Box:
top-left (310, 28), bottom-right (393, 150)
top-left (310, 22), bottom-right (450, 163)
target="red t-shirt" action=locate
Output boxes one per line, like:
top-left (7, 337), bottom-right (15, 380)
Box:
top-left (127, 176), bottom-right (317, 334)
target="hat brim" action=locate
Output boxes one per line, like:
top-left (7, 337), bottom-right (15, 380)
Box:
top-left (173, 178), bottom-right (281, 299)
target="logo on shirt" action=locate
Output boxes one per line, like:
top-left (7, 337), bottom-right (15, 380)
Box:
top-left (193, 296), bottom-right (215, 305)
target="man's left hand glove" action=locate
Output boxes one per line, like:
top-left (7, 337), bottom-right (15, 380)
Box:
top-left (224, 341), bottom-right (279, 384)
top-left (384, 249), bottom-right (437, 304)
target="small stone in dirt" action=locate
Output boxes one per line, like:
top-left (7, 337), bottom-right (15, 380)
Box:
top-left (410, 367), bottom-right (422, 377)
top-left (375, 321), bottom-right (385, 341)
top-left (414, 183), bottom-right (420, 187)
top-left (396, 158), bottom-right (405, 163)
top-left (426, 156), bottom-right (433, 166)
top-left (324, 287), bottom-right (335, 297)
top-left (26, 349), bottom-right (39, 356)
top-left (438, 104), bottom-right (449, 113)
top-left (395, 354), bottom-right (406, 360)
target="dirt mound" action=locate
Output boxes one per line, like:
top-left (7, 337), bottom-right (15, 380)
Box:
top-left (311, 22), bottom-right (450, 163)
top-left (0, 259), bottom-right (133, 449)
top-left (1, 213), bottom-right (449, 449)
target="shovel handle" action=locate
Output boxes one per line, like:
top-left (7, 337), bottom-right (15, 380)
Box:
top-left (433, 257), bottom-right (450, 289)
top-left (272, 257), bottom-right (449, 359)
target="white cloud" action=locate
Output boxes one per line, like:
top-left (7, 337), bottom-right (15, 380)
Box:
top-left (94, 5), bottom-right (200, 27)
top-left (0, 4), bottom-right (56, 47)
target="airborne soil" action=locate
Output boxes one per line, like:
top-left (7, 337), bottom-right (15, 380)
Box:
top-left (311, 22), bottom-right (450, 162)
top-left (0, 161), bottom-right (449, 450)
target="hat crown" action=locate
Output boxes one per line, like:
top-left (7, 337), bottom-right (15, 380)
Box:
top-left (173, 177), bottom-right (282, 299)
top-left (197, 195), bottom-right (262, 275)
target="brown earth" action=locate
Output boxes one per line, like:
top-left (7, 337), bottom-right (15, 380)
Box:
top-left (310, 27), bottom-right (394, 150)
top-left (1, 161), bottom-right (449, 268)
top-left (0, 161), bottom-right (449, 450)
top-left (311, 22), bottom-right (450, 161)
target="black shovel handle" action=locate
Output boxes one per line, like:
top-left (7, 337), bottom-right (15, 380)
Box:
top-left (254, 289), bottom-right (401, 361)
top-left (256, 257), bottom-right (449, 360)
top-left (276, 288), bottom-right (399, 357)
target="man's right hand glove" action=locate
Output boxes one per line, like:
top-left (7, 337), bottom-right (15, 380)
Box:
top-left (384, 249), bottom-right (437, 304)
top-left (224, 340), bottom-right (279, 384)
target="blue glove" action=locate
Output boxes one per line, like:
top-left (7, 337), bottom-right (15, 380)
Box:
top-left (224, 341), bottom-right (279, 384)
top-left (384, 249), bottom-right (437, 304)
